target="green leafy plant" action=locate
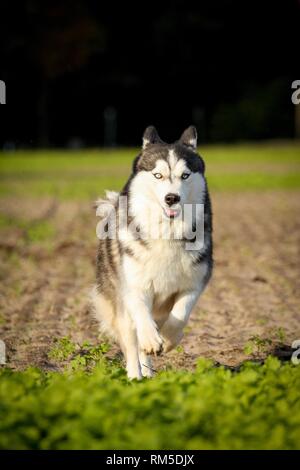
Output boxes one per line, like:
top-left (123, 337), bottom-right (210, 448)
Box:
top-left (48, 336), bottom-right (77, 362)
top-left (0, 356), bottom-right (299, 450)
top-left (274, 327), bottom-right (286, 344)
top-left (48, 337), bottom-right (110, 371)
top-left (244, 335), bottom-right (273, 356)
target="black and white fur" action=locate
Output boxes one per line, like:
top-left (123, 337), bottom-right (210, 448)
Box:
top-left (92, 126), bottom-right (213, 379)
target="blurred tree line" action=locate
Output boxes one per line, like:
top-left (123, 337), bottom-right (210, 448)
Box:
top-left (0, 0), bottom-right (299, 147)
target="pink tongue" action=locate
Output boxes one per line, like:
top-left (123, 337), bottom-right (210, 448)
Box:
top-left (166, 208), bottom-right (178, 217)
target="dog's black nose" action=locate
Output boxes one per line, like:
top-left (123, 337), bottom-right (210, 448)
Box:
top-left (165, 193), bottom-right (180, 206)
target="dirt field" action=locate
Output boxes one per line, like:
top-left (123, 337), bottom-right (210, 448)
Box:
top-left (1, 189), bottom-right (299, 371)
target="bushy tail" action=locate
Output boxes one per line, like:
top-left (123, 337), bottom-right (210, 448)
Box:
top-left (94, 190), bottom-right (119, 219)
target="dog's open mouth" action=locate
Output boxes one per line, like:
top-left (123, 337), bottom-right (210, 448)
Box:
top-left (163, 207), bottom-right (181, 219)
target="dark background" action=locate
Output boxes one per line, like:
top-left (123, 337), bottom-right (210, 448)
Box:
top-left (0, 0), bottom-right (299, 147)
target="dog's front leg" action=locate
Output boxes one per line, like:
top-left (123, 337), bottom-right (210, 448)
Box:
top-left (124, 290), bottom-right (163, 356)
top-left (160, 290), bottom-right (200, 352)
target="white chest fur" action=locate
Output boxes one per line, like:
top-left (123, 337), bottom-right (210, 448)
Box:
top-left (122, 239), bottom-right (207, 301)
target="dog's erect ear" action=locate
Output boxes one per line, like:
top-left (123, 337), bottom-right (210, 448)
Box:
top-left (179, 126), bottom-right (197, 150)
top-left (142, 126), bottom-right (162, 149)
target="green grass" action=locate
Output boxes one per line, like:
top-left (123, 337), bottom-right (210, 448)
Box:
top-left (0, 213), bottom-right (56, 242)
top-left (0, 354), bottom-right (299, 450)
top-left (0, 142), bottom-right (299, 199)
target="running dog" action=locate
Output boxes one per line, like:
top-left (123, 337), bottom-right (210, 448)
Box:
top-left (92, 126), bottom-right (213, 379)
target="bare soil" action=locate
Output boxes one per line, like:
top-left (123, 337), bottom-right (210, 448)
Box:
top-left (0, 190), bottom-right (300, 371)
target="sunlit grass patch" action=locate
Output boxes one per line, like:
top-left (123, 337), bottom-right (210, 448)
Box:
top-left (0, 214), bottom-right (56, 243)
top-left (0, 143), bottom-right (299, 200)
top-left (207, 172), bottom-right (300, 190)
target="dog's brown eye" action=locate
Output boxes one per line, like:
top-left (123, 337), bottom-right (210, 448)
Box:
top-left (154, 173), bottom-right (163, 179)
top-left (181, 173), bottom-right (190, 180)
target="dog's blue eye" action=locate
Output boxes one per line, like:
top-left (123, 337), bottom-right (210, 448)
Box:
top-left (154, 173), bottom-right (163, 179)
top-left (181, 173), bottom-right (190, 180)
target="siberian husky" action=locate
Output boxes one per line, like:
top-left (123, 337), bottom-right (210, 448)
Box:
top-left (92, 126), bottom-right (213, 379)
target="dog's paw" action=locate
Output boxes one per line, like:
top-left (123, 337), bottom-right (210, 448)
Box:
top-left (138, 322), bottom-right (163, 356)
top-left (141, 363), bottom-right (154, 378)
top-left (160, 324), bottom-right (184, 353)
top-left (126, 364), bottom-right (143, 380)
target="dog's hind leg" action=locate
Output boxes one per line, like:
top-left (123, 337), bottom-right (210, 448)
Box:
top-left (139, 350), bottom-right (154, 378)
top-left (91, 289), bottom-right (141, 379)
top-left (116, 310), bottom-right (142, 380)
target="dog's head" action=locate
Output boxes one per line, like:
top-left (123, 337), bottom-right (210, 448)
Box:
top-left (130, 126), bottom-right (206, 219)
